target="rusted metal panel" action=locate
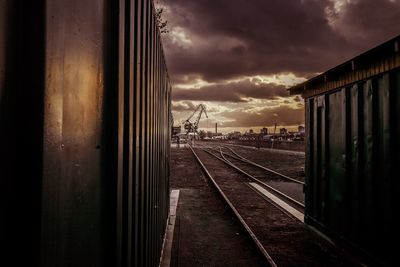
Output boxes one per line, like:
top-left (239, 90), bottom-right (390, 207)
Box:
top-left (311, 96), bottom-right (327, 224)
top-left (327, 90), bottom-right (347, 234)
top-left (347, 84), bottom-right (360, 242)
top-left (305, 70), bottom-right (400, 265)
top-left (394, 71), bottom-right (400, 191)
top-left (297, 35), bottom-right (400, 265)
top-left (0, 0), bottom-right (170, 266)
top-left (376, 74), bottom-right (391, 259)
top-left (304, 99), bottom-right (313, 221)
top-left (0, 0), bottom-right (6, 98)
top-left (134, 1), bottom-right (142, 264)
top-left (391, 69), bottom-right (400, 262)
top-left (360, 80), bottom-right (375, 250)
top-left (116, 0), bottom-right (126, 265)
top-left (0, 1), bottom-right (46, 266)
top-left (41, 1), bottom-right (109, 266)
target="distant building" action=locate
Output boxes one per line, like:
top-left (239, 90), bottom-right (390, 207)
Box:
top-left (206, 131), bottom-right (223, 138)
top-left (228, 131), bottom-right (241, 140)
top-left (260, 127), bottom-right (268, 135)
top-left (262, 134), bottom-right (273, 141)
top-left (172, 126), bottom-right (181, 136)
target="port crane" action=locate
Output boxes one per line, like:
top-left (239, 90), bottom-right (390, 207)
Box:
top-left (184, 104), bottom-right (208, 135)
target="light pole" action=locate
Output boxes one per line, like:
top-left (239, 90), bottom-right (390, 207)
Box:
top-left (271, 123), bottom-right (277, 149)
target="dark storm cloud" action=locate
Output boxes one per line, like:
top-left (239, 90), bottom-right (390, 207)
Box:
top-left (330, 0), bottom-right (400, 47)
top-left (158, 0), bottom-right (399, 129)
top-left (161, 0), bottom-right (400, 83)
top-left (172, 79), bottom-right (288, 102)
top-left (172, 101), bottom-right (196, 111)
top-left (220, 106), bottom-right (305, 127)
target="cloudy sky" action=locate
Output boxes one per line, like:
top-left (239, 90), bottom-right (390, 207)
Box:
top-left (156, 0), bottom-right (400, 133)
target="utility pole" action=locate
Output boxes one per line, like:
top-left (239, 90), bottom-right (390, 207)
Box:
top-left (271, 123), bottom-right (277, 149)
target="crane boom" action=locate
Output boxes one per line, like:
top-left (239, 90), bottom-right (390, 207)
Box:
top-left (186, 104), bottom-right (201, 122)
top-left (194, 106), bottom-right (208, 128)
top-left (184, 104), bottom-right (208, 134)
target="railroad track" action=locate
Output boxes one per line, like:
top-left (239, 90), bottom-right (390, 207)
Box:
top-left (222, 146), bottom-right (304, 183)
top-left (218, 146), bottom-right (305, 211)
top-left (201, 146), bottom-right (304, 214)
top-left (189, 144), bottom-right (359, 267)
top-left (189, 145), bottom-right (279, 267)
top-left (222, 144), bottom-right (305, 182)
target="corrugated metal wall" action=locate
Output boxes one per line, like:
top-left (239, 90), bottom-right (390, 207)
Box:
top-left (306, 69), bottom-right (399, 266)
top-left (0, 1), bottom-right (171, 266)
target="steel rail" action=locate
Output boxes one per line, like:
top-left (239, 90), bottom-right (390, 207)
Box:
top-left (201, 148), bottom-right (305, 211)
top-left (188, 145), bottom-right (278, 267)
top-left (204, 146), bottom-right (365, 266)
top-left (192, 144), bottom-right (364, 267)
top-left (222, 146), bottom-right (304, 185)
top-left (197, 145), bottom-right (304, 210)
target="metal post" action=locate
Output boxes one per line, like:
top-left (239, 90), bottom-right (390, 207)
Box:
top-left (272, 123), bottom-right (277, 149)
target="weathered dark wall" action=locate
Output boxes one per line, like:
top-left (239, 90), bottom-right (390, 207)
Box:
top-left (0, 1), bottom-right (5, 96)
top-left (306, 69), bottom-right (400, 266)
top-left (40, 1), bottom-right (110, 266)
top-left (0, 1), bottom-right (45, 265)
top-left (0, 1), bottom-right (171, 266)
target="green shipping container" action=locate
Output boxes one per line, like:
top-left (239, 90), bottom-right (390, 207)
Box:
top-left (290, 35), bottom-right (400, 266)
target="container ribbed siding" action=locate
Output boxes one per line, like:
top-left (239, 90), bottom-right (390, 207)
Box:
top-left (291, 36), bottom-right (400, 266)
top-left (0, 1), bottom-right (171, 267)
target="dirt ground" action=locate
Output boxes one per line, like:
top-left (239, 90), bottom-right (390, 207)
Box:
top-left (218, 149), bottom-right (305, 205)
top-left (193, 148), bottom-right (359, 267)
top-left (169, 145), bottom-right (266, 267)
top-left (231, 140), bottom-right (305, 152)
top-left (224, 144), bottom-right (305, 181)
